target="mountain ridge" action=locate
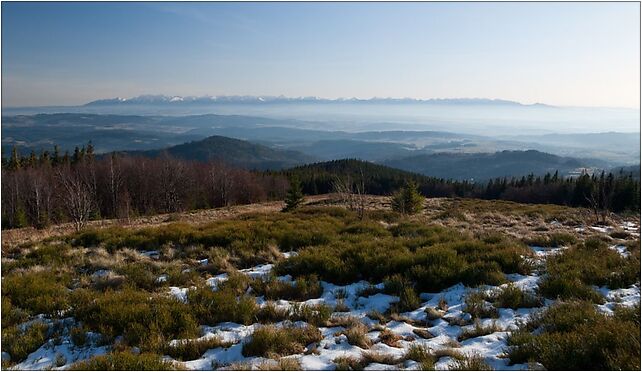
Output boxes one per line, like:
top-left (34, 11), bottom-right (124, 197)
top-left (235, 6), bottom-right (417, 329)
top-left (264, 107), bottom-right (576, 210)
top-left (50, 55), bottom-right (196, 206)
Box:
top-left (84, 94), bottom-right (553, 107)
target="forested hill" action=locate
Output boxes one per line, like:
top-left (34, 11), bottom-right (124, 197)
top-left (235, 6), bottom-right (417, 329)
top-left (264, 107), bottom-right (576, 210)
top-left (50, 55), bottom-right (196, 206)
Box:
top-left (110, 135), bottom-right (317, 170)
top-left (383, 150), bottom-right (587, 181)
top-left (279, 159), bottom-right (640, 213)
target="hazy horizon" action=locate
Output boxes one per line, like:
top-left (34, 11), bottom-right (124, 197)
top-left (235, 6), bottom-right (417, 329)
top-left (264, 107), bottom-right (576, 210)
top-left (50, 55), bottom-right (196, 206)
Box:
top-left (2, 2), bottom-right (640, 108)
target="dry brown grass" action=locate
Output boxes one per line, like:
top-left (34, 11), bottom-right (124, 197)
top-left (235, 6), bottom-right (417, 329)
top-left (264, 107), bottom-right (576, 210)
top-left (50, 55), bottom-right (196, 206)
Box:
top-left (377, 328), bottom-right (403, 348)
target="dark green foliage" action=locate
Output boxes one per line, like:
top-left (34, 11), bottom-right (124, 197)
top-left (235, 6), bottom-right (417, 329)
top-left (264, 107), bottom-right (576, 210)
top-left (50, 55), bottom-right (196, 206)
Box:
top-left (539, 237), bottom-right (640, 302)
top-left (71, 287), bottom-right (199, 351)
top-left (163, 337), bottom-right (232, 361)
top-left (241, 325), bottom-right (323, 358)
top-left (187, 286), bottom-right (258, 326)
top-left (507, 301), bottom-right (640, 370)
top-left (383, 275), bottom-right (421, 312)
top-left (391, 181), bottom-right (424, 215)
top-left (1, 322), bottom-right (49, 363)
top-left (275, 219), bottom-right (531, 292)
top-left (2, 271), bottom-right (70, 316)
top-left (251, 275), bottom-right (323, 301)
top-left (490, 284), bottom-right (543, 309)
top-left (524, 232), bottom-right (576, 247)
top-left (1, 297), bottom-right (29, 329)
top-left (463, 291), bottom-right (499, 319)
top-left (69, 351), bottom-right (176, 370)
top-left (283, 177), bottom-right (304, 212)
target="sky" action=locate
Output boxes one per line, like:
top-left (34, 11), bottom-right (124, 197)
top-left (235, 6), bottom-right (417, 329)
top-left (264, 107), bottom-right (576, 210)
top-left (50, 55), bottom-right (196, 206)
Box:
top-left (1, 2), bottom-right (640, 108)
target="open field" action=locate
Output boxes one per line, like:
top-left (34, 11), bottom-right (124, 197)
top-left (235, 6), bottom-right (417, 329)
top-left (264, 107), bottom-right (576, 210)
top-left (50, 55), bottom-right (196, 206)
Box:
top-left (1, 197), bottom-right (640, 370)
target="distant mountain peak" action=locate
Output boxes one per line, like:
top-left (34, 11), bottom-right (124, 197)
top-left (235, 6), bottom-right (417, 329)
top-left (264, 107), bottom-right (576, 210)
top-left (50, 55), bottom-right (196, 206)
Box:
top-left (84, 95), bottom-right (552, 107)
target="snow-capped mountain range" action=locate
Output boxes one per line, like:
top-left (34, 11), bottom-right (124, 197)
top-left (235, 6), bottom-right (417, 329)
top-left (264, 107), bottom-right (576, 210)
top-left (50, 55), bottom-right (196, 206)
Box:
top-left (84, 95), bottom-right (551, 107)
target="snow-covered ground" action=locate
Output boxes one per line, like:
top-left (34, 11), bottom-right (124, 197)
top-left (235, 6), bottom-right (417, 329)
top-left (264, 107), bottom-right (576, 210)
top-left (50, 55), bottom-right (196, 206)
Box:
top-left (11, 224), bottom-right (641, 370)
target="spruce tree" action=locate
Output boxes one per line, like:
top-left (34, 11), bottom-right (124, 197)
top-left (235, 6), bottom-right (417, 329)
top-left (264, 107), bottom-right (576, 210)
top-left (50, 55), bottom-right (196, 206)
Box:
top-left (391, 180), bottom-right (425, 215)
top-left (283, 177), bottom-right (304, 212)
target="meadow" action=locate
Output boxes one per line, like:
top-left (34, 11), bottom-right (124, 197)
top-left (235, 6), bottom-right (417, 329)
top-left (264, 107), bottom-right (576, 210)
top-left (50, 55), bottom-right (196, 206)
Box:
top-left (1, 198), bottom-right (639, 370)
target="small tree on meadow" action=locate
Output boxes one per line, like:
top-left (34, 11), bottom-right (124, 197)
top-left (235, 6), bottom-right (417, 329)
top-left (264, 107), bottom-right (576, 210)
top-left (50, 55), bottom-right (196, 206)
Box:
top-left (283, 177), bottom-right (304, 212)
top-left (391, 180), bottom-right (424, 215)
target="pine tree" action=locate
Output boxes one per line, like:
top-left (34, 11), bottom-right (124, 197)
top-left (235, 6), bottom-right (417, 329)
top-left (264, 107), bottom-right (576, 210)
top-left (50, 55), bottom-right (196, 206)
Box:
top-left (282, 176), bottom-right (304, 212)
top-left (8, 146), bottom-right (20, 170)
top-left (391, 180), bottom-right (424, 215)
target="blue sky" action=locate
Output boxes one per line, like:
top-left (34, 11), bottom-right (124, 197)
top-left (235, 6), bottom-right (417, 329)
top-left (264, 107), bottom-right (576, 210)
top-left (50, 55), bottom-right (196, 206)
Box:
top-left (2, 2), bottom-right (639, 108)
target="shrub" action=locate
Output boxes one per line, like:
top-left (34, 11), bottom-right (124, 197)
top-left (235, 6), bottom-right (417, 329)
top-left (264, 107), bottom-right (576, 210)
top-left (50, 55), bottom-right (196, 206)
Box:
top-left (1, 297), bottom-right (29, 329)
top-left (524, 232), bottom-right (576, 247)
top-left (1, 322), bottom-right (49, 363)
top-left (405, 344), bottom-right (435, 370)
top-left (187, 286), bottom-right (258, 326)
top-left (289, 304), bottom-right (333, 326)
top-left (163, 337), bottom-right (232, 361)
top-left (507, 301), bottom-right (640, 370)
top-left (333, 355), bottom-right (365, 370)
top-left (70, 326), bottom-right (88, 347)
top-left (361, 350), bottom-right (403, 365)
top-left (448, 354), bottom-right (493, 370)
top-left (257, 358), bottom-right (302, 370)
top-left (69, 351), bottom-right (176, 370)
top-left (463, 291), bottom-right (499, 319)
top-left (242, 325), bottom-right (322, 358)
top-left (384, 275), bottom-right (421, 312)
top-left (251, 275), bottom-right (323, 301)
top-left (255, 302), bottom-right (291, 323)
top-left (343, 321), bottom-right (372, 349)
top-left (71, 287), bottom-right (198, 351)
top-left (538, 276), bottom-right (604, 304)
top-left (490, 284), bottom-right (543, 309)
top-left (2, 272), bottom-right (69, 316)
top-left (538, 237), bottom-right (638, 302)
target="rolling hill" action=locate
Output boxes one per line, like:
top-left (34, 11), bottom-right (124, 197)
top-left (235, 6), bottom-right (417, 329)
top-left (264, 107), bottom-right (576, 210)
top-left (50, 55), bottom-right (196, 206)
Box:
top-left (111, 135), bottom-right (317, 170)
top-left (383, 150), bottom-right (588, 181)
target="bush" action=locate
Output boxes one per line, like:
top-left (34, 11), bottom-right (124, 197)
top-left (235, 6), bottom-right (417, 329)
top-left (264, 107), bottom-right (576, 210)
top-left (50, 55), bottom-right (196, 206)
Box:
top-left (448, 354), bottom-right (493, 370)
top-left (1, 297), bottom-right (29, 329)
top-left (69, 351), bottom-right (176, 370)
top-left (242, 325), bottom-right (322, 358)
top-left (463, 291), bottom-right (499, 319)
top-left (72, 287), bottom-right (198, 351)
top-left (251, 275), bottom-right (323, 301)
top-left (524, 232), bottom-right (576, 247)
top-left (490, 284), bottom-right (543, 309)
top-left (188, 286), bottom-right (257, 326)
top-left (2, 272), bottom-right (69, 316)
top-left (343, 321), bottom-right (372, 349)
top-left (163, 337), bottom-right (231, 361)
top-left (507, 301), bottom-right (640, 370)
top-left (289, 304), bottom-right (332, 326)
top-left (405, 344), bottom-right (435, 370)
top-left (333, 355), bottom-right (365, 370)
top-left (539, 237), bottom-right (639, 303)
top-left (1, 322), bottom-right (49, 363)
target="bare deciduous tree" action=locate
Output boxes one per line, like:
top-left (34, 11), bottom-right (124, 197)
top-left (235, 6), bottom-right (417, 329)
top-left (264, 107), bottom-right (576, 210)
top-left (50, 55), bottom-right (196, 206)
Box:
top-left (332, 169), bottom-right (366, 219)
top-left (56, 166), bottom-right (95, 231)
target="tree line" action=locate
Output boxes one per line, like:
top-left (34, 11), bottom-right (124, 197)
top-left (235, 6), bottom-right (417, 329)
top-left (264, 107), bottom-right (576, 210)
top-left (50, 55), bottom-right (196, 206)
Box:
top-left (283, 159), bottom-right (640, 217)
top-left (2, 149), bottom-right (639, 230)
top-left (2, 145), bottom-right (289, 229)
